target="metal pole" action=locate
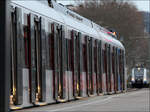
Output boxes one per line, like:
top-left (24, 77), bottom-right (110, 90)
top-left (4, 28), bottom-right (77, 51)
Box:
top-left (0, 0), bottom-right (11, 112)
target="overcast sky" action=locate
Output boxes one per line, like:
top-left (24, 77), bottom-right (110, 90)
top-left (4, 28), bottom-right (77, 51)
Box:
top-left (57, 0), bottom-right (150, 12)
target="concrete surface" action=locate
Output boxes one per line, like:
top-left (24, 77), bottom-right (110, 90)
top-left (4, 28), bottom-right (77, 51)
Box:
top-left (15, 88), bottom-right (150, 112)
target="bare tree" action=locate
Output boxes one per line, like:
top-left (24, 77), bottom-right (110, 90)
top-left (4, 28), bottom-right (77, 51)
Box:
top-left (74, 0), bottom-right (146, 70)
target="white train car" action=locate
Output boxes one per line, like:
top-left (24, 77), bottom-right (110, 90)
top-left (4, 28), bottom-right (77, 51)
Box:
top-left (10, 0), bottom-right (126, 110)
top-left (131, 68), bottom-right (150, 87)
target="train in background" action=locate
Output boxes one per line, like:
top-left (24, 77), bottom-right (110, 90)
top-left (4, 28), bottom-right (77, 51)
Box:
top-left (10, 0), bottom-right (126, 110)
top-left (131, 67), bottom-right (150, 87)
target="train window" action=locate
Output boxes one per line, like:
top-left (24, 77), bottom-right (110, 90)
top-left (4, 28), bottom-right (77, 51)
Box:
top-left (89, 38), bottom-right (92, 73)
top-left (102, 46), bottom-right (105, 74)
top-left (104, 44), bottom-right (107, 74)
top-left (49, 23), bottom-right (54, 70)
top-left (66, 38), bottom-right (69, 70)
top-left (68, 38), bottom-right (72, 71)
top-left (70, 30), bottom-right (74, 71)
top-left (116, 48), bottom-right (119, 86)
top-left (70, 30), bottom-right (78, 73)
top-left (112, 47), bottom-right (115, 75)
top-left (89, 37), bottom-right (94, 74)
top-left (78, 32), bottom-right (83, 72)
top-left (23, 13), bottom-right (29, 67)
top-left (108, 45), bottom-right (111, 87)
top-left (98, 40), bottom-right (102, 92)
top-left (65, 30), bottom-right (72, 71)
top-left (119, 49), bottom-right (122, 81)
top-left (122, 50), bottom-right (125, 89)
top-left (60, 25), bottom-right (66, 71)
top-left (82, 36), bottom-right (86, 72)
top-left (85, 36), bottom-right (89, 73)
top-left (94, 40), bottom-right (97, 73)
top-left (45, 22), bottom-right (51, 69)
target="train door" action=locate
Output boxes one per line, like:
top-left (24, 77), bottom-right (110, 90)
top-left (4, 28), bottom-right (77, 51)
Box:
top-left (107, 44), bottom-right (111, 93)
top-left (105, 44), bottom-right (109, 93)
top-left (59, 25), bottom-right (69, 101)
top-left (85, 36), bottom-right (90, 96)
top-left (10, 7), bottom-right (25, 106)
top-left (51, 23), bottom-right (68, 101)
top-left (101, 43), bottom-right (107, 94)
top-left (115, 48), bottom-right (118, 91)
top-left (81, 35), bottom-right (88, 97)
top-left (117, 48), bottom-right (121, 91)
top-left (71, 30), bottom-right (78, 98)
top-left (75, 32), bottom-right (86, 97)
top-left (65, 29), bottom-right (73, 100)
top-left (48, 22), bottom-right (68, 102)
top-left (51, 23), bottom-right (59, 101)
top-left (88, 37), bottom-right (92, 95)
top-left (120, 50), bottom-right (124, 91)
top-left (112, 47), bottom-right (117, 92)
top-left (89, 37), bottom-right (92, 95)
top-left (94, 39), bottom-right (100, 95)
top-left (89, 38), bottom-right (96, 95)
top-left (28, 15), bottom-right (47, 103)
top-left (72, 31), bottom-right (79, 98)
top-left (93, 39), bottom-right (97, 95)
top-left (119, 49), bottom-right (122, 91)
top-left (76, 32), bottom-right (82, 97)
top-left (98, 40), bottom-right (102, 94)
top-left (122, 50), bottom-right (126, 90)
top-left (110, 46), bottom-right (114, 93)
top-left (43, 21), bottom-right (55, 103)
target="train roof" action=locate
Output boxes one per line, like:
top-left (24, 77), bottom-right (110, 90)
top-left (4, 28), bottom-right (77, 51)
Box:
top-left (11, 0), bottom-right (125, 50)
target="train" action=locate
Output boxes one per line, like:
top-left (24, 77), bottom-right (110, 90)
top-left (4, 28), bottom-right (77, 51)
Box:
top-left (9, 0), bottom-right (126, 110)
top-left (131, 67), bottom-right (150, 87)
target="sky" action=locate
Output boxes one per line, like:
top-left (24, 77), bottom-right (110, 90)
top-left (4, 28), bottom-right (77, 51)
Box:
top-left (57, 0), bottom-right (150, 12)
